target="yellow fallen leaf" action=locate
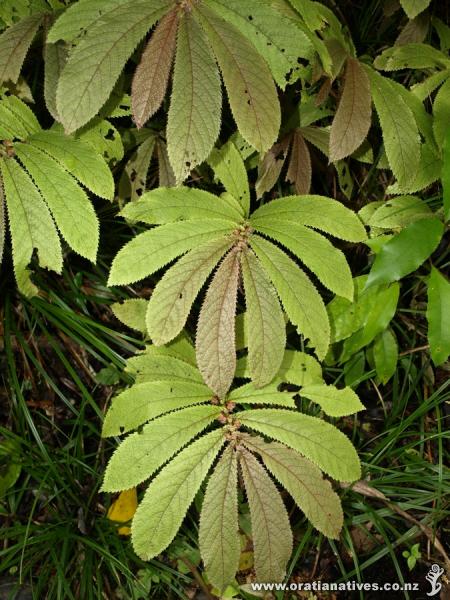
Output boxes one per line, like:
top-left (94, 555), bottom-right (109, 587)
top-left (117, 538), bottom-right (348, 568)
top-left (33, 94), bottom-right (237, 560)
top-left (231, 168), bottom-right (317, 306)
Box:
top-left (107, 488), bottom-right (137, 536)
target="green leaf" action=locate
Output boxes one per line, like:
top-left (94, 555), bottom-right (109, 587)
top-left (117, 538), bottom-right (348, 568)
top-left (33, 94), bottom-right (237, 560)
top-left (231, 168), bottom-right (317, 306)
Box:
top-left (75, 118), bottom-right (124, 165)
top-left (131, 9), bottom-right (178, 128)
top-left (366, 218), bottom-right (444, 288)
top-left (102, 380), bottom-right (212, 437)
top-left (167, 12), bottom-right (222, 184)
top-left (250, 235), bottom-right (330, 360)
top-left (147, 236), bottom-right (233, 346)
top-left (241, 435), bottom-right (343, 539)
top-left (0, 157), bottom-right (62, 296)
top-left (48, 0), bottom-right (131, 43)
top-left (239, 408), bottom-right (361, 481)
top-left (0, 95), bottom-right (40, 138)
top-left (400, 0), bottom-right (431, 19)
top-left (0, 13), bottom-right (43, 85)
top-left (250, 195), bottom-right (367, 242)
top-left (443, 127), bottom-right (450, 222)
top-left (374, 43), bottom-right (450, 71)
top-left (111, 299), bottom-right (148, 333)
top-left (300, 384), bottom-right (364, 417)
top-left (199, 446), bottom-right (240, 593)
top-left (253, 220), bottom-right (354, 300)
top-left (275, 350), bottom-right (323, 387)
top-left (208, 140), bottom-right (250, 216)
top-left (15, 142), bottom-right (99, 261)
top-left (229, 382), bottom-right (296, 407)
top-left (196, 3), bottom-right (280, 153)
top-left (56, 0), bottom-right (170, 133)
top-left (239, 449), bottom-right (292, 583)
top-left (373, 329), bottom-right (398, 383)
top-left (120, 186), bottom-right (243, 225)
top-left (364, 66), bottom-right (421, 187)
top-left (330, 58), bottom-right (372, 162)
top-left (44, 40), bottom-right (68, 121)
top-left (340, 283), bottom-right (400, 361)
top-left (108, 219), bottom-right (236, 286)
top-left (367, 196), bottom-right (432, 229)
top-left (0, 185), bottom-right (5, 268)
top-left (27, 130), bottom-right (114, 200)
top-left (208, 0), bottom-right (313, 89)
top-left (196, 250), bottom-right (240, 398)
top-left (102, 405), bottom-right (221, 491)
top-left (127, 348), bottom-right (202, 384)
top-left (131, 429), bottom-right (225, 560)
top-left (432, 77), bottom-right (450, 149)
top-left (427, 267), bottom-right (450, 365)
top-left (240, 248), bottom-right (286, 387)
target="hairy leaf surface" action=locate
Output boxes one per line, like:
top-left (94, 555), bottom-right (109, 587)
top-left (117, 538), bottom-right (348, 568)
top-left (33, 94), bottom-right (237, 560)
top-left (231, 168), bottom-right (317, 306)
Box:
top-left (239, 408), bottom-right (361, 481)
top-left (240, 248), bottom-right (286, 387)
top-left (0, 13), bottom-right (43, 85)
top-left (132, 9), bottom-right (178, 128)
top-left (108, 219), bottom-right (236, 286)
top-left (199, 446), bottom-right (240, 593)
top-left (330, 58), bottom-right (372, 162)
top-left (196, 251), bottom-right (240, 398)
top-left (250, 235), bottom-right (330, 360)
top-left (147, 236), bottom-right (233, 345)
top-left (300, 384), bottom-right (364, 417)
top-left (228, 382), bottom-right (296, 407)
top-left (131, 429), bottom-right (224, 559)
top-left (102, 405), bottom-right (221, 491)
top-left (240, 449), bottom-right (292, 583)
top-left (242, 435), bottom-right (343, 538)
top-left (167, 12), bottom-right (222, 183)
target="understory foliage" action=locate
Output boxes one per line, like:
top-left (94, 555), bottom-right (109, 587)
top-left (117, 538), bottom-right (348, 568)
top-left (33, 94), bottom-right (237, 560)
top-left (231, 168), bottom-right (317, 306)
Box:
top-left (0, 0), bottom-right (449, 594)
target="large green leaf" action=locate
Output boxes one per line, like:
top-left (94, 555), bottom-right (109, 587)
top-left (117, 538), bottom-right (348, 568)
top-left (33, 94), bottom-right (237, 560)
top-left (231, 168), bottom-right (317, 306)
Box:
top-left (242, 435), bottom-right (343, 539)
top-left (239, 408), bottom-right (361, 481)
top-left (102, 380), bottom-right (212, 437)
top-left (0, 95), bottom-right (40, 138)
top-left (250, 235), bottom-right (330, 360)
top-left (400, 0), bottom-right (431, 19)
top-left (111, 299), bottom-right (148, 333)
top-left (196, 250), bottom-right (240, 398)
top-left (0, 12), bottom-right (43, 85)
top-left (131, 9), bottom-right (178, 128)
top-left (364, 67), bottom-right (421, 187)
top-left (27, 130), bottom-right (114, 200)
top-left (229, 382), bottom-right (296, 407)
top-left (443, 128), bottom-right (450, 222)
top-left (199, 446), bottom-right (240, 593)
top-left (0, 157), bottom-right (62, 296)
top-left (108, 219), bottom-right (236, 286)
top-left (374, 43), bottom-right (450, 71)
top-left (240, 248), bottom-right (286, 387)
top-left (366, 218), bottom-right (444, 288)
top-left (367, 196), bottom-right (432, 229)
top-left (208, 0), bottom-right (313, 89)
top-left (330, 58), bottom-right (372, 162)
top-left (126, 349), bottom-right (202, 384)
top-left (120, 186), bottom-right (243, 225)
top-left (15, 142), bottom-right (99, 261)
top-left (240, 449), bottom-right (292, 583)
top-left (253, 220), bottom-right (354, 300)
top-left (250, 195), bottom-right (367, 242)
top-left (373, 329), bottom-right (398, 383)
top-left (300, 384), bottom-right (364, 417)
top-left (102, 405), bottom-right (221, 491)
top-left (427, 267), bottom-right (450, 365)
top-left (167, 12), bottom-right (222, 183)
top-left (131, 429), bottom-right (224, 559)
top-left (56, 0), bottom-right (170, 133)
top-left (146, 236), bottom-right (233, 345)
top-left (432, 77), bottom-right (450, 149)
top-left (196, 3), bottom-right (280, 153)
top-left (208, 140), bottom-right (249, 216)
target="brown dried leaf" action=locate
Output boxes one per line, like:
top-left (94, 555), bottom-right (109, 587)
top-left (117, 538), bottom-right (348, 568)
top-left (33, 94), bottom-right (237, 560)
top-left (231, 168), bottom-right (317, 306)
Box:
top-left (329, 57), bottom-right (372, 162)
top-left (255, 138), bottom-right (289, 199)
top-left (132, 9), bottom-right (179, 128)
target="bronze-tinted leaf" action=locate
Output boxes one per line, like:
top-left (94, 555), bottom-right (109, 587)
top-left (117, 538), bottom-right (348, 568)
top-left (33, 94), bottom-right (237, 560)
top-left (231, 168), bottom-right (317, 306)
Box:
top-left (196, 250), bottom-right (240, 398)
top-left (132, 9), bottom-right (179, 128)
top-left (329, 58), bottom-right (372, 162)
top-left (286, 129), bottom-right (312, 194)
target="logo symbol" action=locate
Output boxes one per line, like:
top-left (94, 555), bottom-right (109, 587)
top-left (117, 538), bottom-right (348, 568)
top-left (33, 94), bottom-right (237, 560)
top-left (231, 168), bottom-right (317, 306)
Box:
top-left (426, 564), bottom-right (444, 597)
